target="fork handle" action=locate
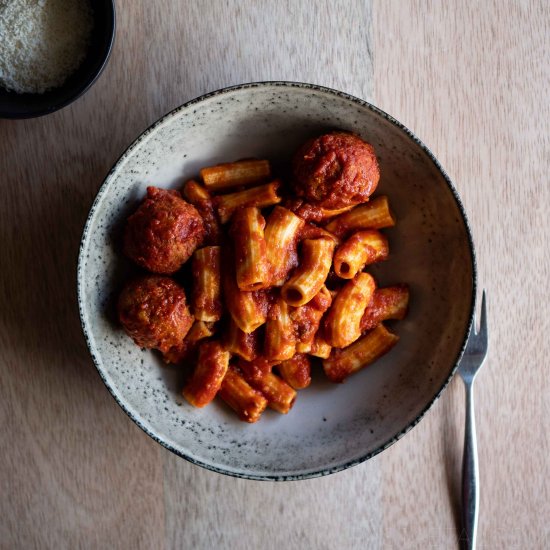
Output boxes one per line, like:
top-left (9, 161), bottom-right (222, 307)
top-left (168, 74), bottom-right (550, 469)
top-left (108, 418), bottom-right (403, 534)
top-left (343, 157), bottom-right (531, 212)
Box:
top-left (461, 380), bottom-right (479, 550)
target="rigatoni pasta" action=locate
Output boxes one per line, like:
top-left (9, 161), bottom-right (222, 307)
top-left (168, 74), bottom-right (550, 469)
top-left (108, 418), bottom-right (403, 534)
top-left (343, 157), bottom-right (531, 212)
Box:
top-left (185, 320), bottom-right (215, 344)
top-left (215, 180), bottom-right (282, 223)
top-left (278, 354), bottom-right (311, 390)
top-left (299, 221), bottom-right (339, 243)
top-left (308, 334), bottom-right (332, 359)
top-left (222, 261), bottom-right (267, 334)
top-left (360, 285), bottom-right (410, 331)
top-left (230, 206), bottom-right (270, 291)
top-left (239, 359), bottom-right (297, 414)
top-left (183, 180), bottom-right (221, 245)
top-left (200, 159), bottom-right (271, 191)
top-left (291, 285), bottom-right (332, 353)
top-left (264, 206), bottom-right (304, 286)
top-left (192, 246), bottom-right (222, 322)
top-left (223, 318), bottom-right (259, 361)
top-left (317, 204), bottom-right (355, 220)
top-left (333, 230), bottom-right (389, 279)
top-left (118, 137), bottom-right (409, 424)
top-left (325, 195), bottom-right (395, 238)
top-left (264, 296), bottom-right (296, 361)
top-left (182, 341), bottom-right (230, 407)
top-left (281, 237), bottom-right (336, 306)
top-left (323, 324), bottom-right (399, 383)
top-left (323, 272), bottom-right (376, 348)
top-left (218, 365), bottom-right (268, 423)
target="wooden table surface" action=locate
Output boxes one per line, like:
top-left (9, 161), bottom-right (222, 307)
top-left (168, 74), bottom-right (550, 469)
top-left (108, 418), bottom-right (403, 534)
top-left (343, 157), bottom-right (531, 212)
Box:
top-left (1, 1), bottom-right (548, 548)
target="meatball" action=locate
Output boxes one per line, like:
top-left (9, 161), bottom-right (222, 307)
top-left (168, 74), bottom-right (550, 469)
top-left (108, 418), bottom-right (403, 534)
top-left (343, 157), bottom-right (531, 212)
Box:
top-left (124, 186), bottom-right (205, 274)
top-left (118, 276), bottom-right (193, 354)
top-left (292, 132), bottom-right (380, 212)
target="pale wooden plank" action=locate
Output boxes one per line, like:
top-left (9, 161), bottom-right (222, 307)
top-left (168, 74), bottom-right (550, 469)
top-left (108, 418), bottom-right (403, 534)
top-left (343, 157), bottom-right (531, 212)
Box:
top-left (163, 453), bottom-right (382, 550)
top-left (131, 0), bottom-right (374, 113)
top-left (373, 0), bottom-right (550, 548)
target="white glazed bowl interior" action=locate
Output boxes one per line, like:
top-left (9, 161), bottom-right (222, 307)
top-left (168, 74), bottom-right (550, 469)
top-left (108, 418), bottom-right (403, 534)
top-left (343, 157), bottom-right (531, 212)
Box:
top-left (78, 83), bottom-right (475, 480)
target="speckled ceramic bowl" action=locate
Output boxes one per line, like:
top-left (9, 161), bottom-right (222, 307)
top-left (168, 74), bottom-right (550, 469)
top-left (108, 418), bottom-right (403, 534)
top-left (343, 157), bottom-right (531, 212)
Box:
top-left (78, 82), bottom-right (476, 480)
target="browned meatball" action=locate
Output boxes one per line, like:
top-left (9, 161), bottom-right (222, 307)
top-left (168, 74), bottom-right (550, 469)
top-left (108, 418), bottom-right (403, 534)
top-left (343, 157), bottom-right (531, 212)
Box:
top-left (124, 186), bottom-right (205, 274)
top-left (118, 276), bottom-right (193, 354)
top-left (292, 132), bottom-right (380, 212)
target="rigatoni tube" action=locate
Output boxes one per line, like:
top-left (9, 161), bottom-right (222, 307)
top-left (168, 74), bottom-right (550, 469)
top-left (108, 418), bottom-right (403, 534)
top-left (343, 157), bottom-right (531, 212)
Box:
top-left (333, 230), bottom-right (389, 279)
top-left (239, 361), bottom-right (297, 415)
top-left (215, 180), bottom-right (281, 224)
top-left (200, 159), bottom-right (271, 191)
top-left (182, 341), bottom-right (230, 407)
top-left (223, 318), bottom-right (259, 361)
top-left (323, 272), bottom-right (376, 348)
top-left (222, 258), bottom-right (267, 334)
top-left (360, 285), bottom-right (410, 331)
top-left (325, 196), bottom-right (395, 238)
top-left (183, 180), bottom-right (221, 245)
top-left (264, 296), bottom-right (296, 362)
top-left (192, 246), bottom-right (222, 322)
top-left (264, 206), bottom-right (304, 286)
top-left (281, 238), bottom-right (336, 307)
top-left (309, 335), bottom-right (332, 359)
top-left (323, 324), bottom-right (399, 383)
top-left (218, 366), bottom-right (268, 423)
top-left (278, 354), bottom-right (311, 390)
top-left (230, 207), bottom-right (270, 291)
top-left (291, 285), bottom-right (332, 353)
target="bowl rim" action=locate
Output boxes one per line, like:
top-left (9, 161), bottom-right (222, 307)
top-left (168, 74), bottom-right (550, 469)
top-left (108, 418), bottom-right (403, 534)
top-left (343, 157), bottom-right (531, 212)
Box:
top-left (0, 0), bottom-right (116, 120)
top-left (77, 81), bottom-right (477, 481)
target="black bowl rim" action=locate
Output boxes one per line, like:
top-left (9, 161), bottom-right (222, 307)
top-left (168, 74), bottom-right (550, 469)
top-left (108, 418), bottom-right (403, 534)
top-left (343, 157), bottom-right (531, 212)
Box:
top-left (0, 0), bottom-right (116, 120)
top-left (77, 81), bottom-right (477, 481)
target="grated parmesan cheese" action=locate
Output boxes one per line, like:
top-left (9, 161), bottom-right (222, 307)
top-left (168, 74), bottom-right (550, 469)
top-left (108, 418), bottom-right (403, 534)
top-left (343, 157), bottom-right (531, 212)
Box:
top-left (0, 0), bottom-right (94, 94)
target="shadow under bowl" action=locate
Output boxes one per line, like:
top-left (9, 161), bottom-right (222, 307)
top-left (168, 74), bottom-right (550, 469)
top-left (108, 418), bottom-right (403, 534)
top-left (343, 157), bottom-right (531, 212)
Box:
top-left (0, 0), bottom-right (115, 119)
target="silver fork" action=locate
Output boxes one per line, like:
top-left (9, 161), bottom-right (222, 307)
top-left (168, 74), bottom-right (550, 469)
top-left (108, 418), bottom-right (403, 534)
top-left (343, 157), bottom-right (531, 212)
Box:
top-left (457, 290), bottom-right (488, 550)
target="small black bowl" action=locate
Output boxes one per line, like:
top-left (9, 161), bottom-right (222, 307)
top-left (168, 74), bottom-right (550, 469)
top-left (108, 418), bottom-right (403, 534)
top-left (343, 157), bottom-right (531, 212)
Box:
top-left (0, 0), bottom-right (116, 119)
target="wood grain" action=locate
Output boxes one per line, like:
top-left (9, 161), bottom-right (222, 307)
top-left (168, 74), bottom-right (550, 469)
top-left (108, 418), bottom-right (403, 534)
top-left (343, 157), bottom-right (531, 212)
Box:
top-left (374, 1), bottom-right (550, 548)
top-left (0, 1), bottom-right (548, 548)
